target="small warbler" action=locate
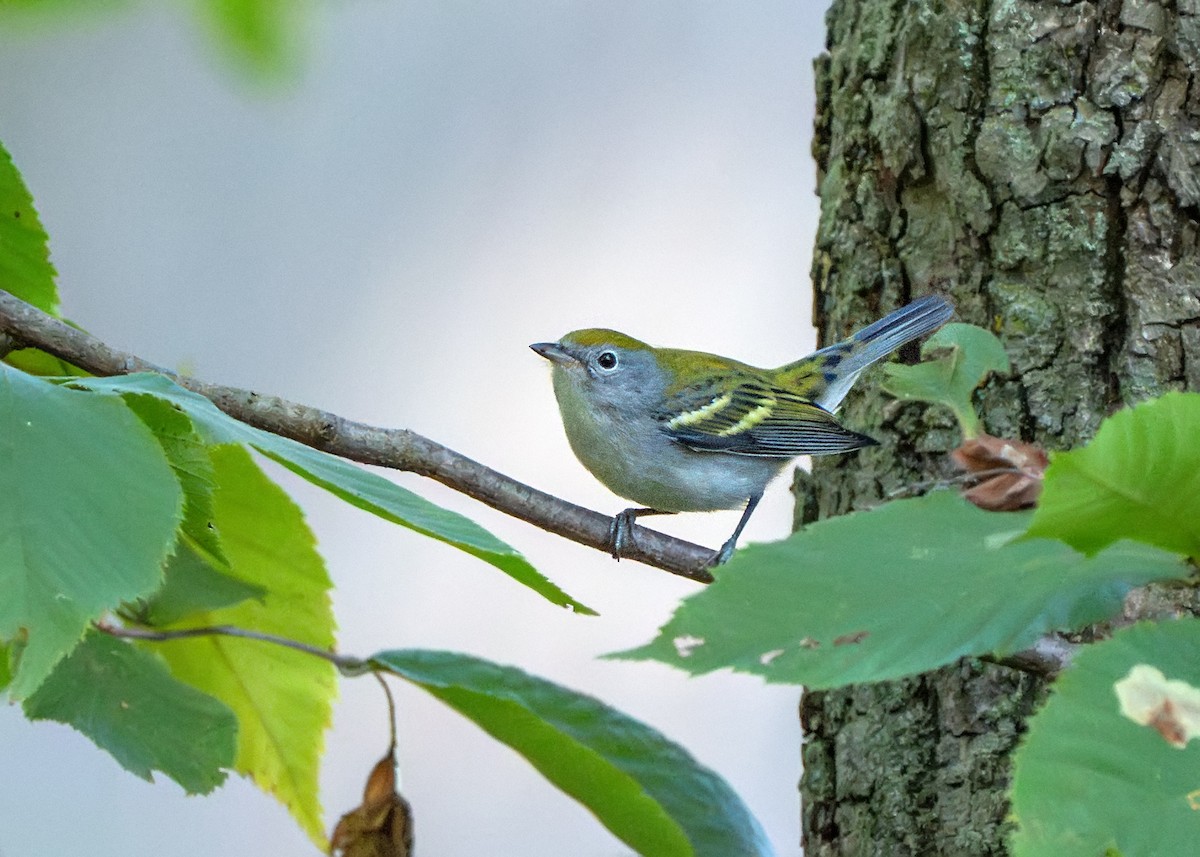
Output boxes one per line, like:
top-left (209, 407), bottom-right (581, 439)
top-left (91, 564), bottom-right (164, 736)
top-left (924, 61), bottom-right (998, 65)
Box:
top-left (531, 295), bottom-right (954, 565)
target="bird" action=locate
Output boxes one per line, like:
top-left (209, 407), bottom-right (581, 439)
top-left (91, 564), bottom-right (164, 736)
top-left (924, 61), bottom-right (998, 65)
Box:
top-left (531, 294), bottom-right (954, 565)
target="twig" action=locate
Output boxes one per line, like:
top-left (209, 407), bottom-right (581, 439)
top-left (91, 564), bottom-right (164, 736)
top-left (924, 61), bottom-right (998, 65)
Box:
top-left (100, 616), bottom-right (1076, 684)
top-left (95, 620), bottom-right (370, 675)
top-left (0, 290), bottom-right (715, 582)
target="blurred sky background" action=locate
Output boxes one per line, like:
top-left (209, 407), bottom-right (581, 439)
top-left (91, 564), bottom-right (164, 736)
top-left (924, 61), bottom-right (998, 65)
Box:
top-left (0, 2), bottom-right (833, 855)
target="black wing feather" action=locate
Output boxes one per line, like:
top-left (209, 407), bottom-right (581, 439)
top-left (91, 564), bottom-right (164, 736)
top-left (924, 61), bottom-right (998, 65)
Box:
top-left (662, 384), bottom-right (877, 458)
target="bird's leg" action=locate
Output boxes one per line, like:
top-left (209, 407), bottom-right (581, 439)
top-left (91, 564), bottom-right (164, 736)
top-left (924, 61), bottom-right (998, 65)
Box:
top-left (609, 507), bottom-right (672, 560)
top-left (713, 493), bottom-right (763, 566)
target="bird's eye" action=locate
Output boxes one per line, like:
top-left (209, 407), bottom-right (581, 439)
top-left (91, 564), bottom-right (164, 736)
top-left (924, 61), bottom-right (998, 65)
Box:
top-left (596, 350), bottom-right (619, 370)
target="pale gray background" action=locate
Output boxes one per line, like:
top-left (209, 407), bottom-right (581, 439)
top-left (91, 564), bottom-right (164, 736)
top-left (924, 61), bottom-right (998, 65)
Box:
top-left (0, 3), bottom-right (832, 854)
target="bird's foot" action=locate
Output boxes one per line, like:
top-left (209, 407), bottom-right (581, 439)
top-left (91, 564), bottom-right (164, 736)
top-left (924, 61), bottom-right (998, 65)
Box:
top-left (607, 507), bottom-right (667, 560)
top-left (608, 509), bottom-right (638, 560)
top-left (711, 538), bottom-right (738, 567)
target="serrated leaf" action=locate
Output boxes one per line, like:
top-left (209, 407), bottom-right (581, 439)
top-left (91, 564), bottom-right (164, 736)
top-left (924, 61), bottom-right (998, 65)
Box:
top-left (23, 631), bottom-right (237, 794)
top-left (880, 323), bottom-right (1010, 437)
top-left (152, 445), bottom-right (335, 848)
top-left (0, 364), bottom-right (182, 698)
top-left (120, 391), bottom-right (228, 566)
top-left (1011, 619), bottom-right (1200, 857)
top-left (612, 492), bottom-right (1188, 689)
top-left (371, 649), bottom-right (774, 857)
top-left (0, 140), bottom-right (58, 314)
top-left (115, 392), bottom-right (263, 624)
top-left (1027, 392), bottom-right (1200, 559)
top-left (65, 373), bottom-right (592, 614)
top-left (137, 540), bottom-right (266, 626)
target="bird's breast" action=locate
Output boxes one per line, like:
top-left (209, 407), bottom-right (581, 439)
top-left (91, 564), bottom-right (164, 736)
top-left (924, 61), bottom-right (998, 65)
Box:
top-left (551, 372), bottom-right (786, 511)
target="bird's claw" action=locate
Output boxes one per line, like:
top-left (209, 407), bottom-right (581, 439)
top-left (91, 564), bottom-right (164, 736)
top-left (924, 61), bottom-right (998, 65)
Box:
top-left (608, 509), bottom-right (638, 560)
top-left (711, 538), bottom-right (737, 567)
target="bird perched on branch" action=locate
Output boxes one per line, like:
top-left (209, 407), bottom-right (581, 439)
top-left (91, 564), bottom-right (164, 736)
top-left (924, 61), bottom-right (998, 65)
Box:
top-left (532, 294), bottom-right (954, 565)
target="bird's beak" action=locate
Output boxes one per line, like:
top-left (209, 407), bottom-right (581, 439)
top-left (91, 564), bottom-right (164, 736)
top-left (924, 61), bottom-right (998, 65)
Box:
top-left (530, 342), bottom-right (577, 366)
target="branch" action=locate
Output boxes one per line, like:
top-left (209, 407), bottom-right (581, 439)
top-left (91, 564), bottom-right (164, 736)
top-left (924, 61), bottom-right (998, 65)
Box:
top-left (0, 292), bottom-right (1102, 678)
top-left (0, 290), bottom-right (715, 581)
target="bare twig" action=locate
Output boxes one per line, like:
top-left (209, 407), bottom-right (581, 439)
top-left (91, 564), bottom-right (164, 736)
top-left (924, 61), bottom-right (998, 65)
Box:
top-left (0, 290), bottom-right (715, 582)
top-left (95, 620), bottom-right (370, 674)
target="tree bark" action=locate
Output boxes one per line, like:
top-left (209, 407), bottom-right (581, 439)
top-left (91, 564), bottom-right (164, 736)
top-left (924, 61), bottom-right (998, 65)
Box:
top-left (799, 0), bottom-right (1200, 854)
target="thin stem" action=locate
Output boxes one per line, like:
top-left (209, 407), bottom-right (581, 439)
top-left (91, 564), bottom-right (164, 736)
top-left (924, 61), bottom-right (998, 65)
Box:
top-left (96, 620), bottom-right (369, 676)
top-left (97, 615), bottom-right (1074, 682)
top-left (374, 672), bottom-right (398, 754)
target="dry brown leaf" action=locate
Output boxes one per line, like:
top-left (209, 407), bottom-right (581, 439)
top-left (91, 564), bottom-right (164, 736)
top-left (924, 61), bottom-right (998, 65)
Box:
top-left (329, 752), bottom-right (414, 857)
top-left (951, 432), bottom-right (1048, 511)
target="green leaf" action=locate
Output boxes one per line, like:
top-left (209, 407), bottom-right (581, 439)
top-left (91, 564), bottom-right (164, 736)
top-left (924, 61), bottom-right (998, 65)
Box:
top-left (1011, 619), bottom-right (1200, 857)
top-left (196, 0), bottom-right (306, 79)
top-left (255, 442), bottom-right (594, 614)
top-left (4, 345), bottom-right (85, 377)
top-left (136, 541), bottom-right (266, 626)
top-left (66, 373), bottom-right (593, 614)
top-left (371, 649), bottom-right (773, 857)
top-left (879, 322), bottom-right (1010, 437)
top-left (613, 492), bottom-right (1188, 689)
top-left (115, 393), bottom-right (264, 624)
top-left (153, 445), bottom-right (335, 849)
top-left (23, 631), bottom-right (237, 794)
top-left (0, 139), bottom-right (58, 314)
top-left (1027, 392), bottom-right (1200, 559)
top-left (0, 364), bottom-right (183, 698)
top-left (120, 392), bottom-right (228, 566)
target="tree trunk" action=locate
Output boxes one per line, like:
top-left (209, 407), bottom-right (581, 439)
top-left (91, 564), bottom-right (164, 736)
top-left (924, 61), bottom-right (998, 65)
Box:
top-left (798, 0), bottom-right (1200, 854)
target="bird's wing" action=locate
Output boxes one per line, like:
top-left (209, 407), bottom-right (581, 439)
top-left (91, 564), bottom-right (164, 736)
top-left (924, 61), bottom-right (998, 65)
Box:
top-left (661, 382), bottom-right (877, 457)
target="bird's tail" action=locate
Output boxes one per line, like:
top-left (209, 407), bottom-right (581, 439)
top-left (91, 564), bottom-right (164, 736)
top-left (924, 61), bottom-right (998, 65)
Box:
top-left (782, 294), bottom-right (955, 412)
